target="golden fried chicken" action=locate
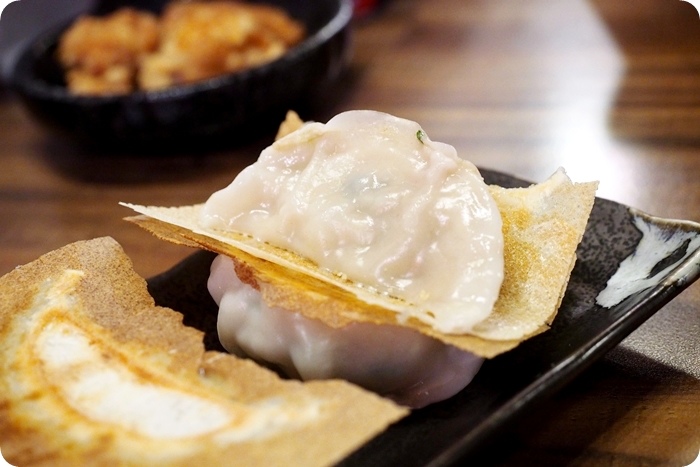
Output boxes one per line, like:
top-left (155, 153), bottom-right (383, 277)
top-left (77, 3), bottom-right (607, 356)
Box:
top-left (57, 2), bottom-right (305, 94)
top-left (138, 1), bottom-right (304, 90)
top-left (58, 8), bottom-right (159, 95)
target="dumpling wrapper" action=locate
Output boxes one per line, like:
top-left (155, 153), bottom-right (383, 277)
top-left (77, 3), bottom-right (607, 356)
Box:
top-left (0, 237), bottom-right (407, 466)
top-left (202, 110), bottom-right (505, 335)
top-left (122, 168), bottom-right (597, 358)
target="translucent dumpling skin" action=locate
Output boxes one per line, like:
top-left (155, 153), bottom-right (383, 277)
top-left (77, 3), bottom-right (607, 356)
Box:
top-left (200, 110), bottom-right (504, 333)
top-left (209, 255), bottom-right (484, 408)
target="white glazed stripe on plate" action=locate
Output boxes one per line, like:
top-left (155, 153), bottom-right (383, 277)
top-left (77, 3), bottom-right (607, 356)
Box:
top-left (597, 210), bottom-right (700, 308)
top-left (334, 169), bottom-right (700, 466)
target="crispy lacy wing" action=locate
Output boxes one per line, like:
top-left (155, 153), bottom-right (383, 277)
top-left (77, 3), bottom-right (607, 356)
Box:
top-left (0, 237), bottom-right (407, 467)
top-left (123, 169), bottom-right (597, 358)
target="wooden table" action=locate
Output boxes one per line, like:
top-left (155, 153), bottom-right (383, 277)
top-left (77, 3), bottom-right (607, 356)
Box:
top-left (1, 0), bottom-right (699, 464)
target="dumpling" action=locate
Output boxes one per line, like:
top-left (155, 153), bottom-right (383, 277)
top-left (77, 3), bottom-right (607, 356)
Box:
top-left (200, 110), bottom-right (505, 334)
top-left (210, 254), bottom-right (484, 408)
top-left (122, 110), bottom-right (597, 408)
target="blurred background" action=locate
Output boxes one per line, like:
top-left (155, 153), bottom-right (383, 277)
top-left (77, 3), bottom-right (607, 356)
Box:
top-left (0, 0), bottom-right (93, 80)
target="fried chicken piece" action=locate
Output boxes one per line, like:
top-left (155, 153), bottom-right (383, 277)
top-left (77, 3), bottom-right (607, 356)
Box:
top-left (57, 2), bottom-right (305, 94)
top-left (138, 1), bottom-right (304, 90)
top-left (57, 8), bottom-right (159, 95)
top-left (65, 66), bottom-right (134, 95)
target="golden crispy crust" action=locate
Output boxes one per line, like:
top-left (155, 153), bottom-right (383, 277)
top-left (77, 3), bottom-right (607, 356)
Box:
top-left (123, 169), bottom-right (597, 358)
top-left (0, 237), bottom-right (407, 466)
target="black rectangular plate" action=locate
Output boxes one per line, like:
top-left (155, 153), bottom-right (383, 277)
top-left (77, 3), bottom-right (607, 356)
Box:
top-left (147, 168), bottom-right (700, 466)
